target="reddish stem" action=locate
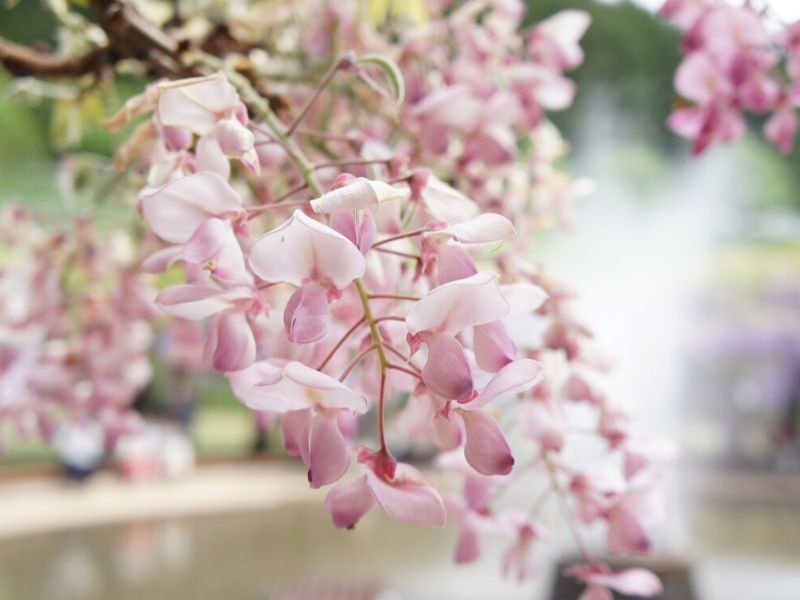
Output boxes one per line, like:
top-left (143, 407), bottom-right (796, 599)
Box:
top-left (387, 363), bottom-right (423, 380)
top-left (338, 345), bottom-right (377, 381)
top-left (371, 227), bottom-right (427, 249)
top-left (374, 247), bottom-right (420, 260)
top-left (317, 317), bottom-right (366, 371)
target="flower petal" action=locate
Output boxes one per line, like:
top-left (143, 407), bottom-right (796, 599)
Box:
top-left (406, 272), bottom-right (509, 335)
top-left (158, 73), bottom-right (239, 135)
top-left (207, 310), bottom-right (255, 372)
top-left (473, 321), bottom-right (516, 373)
top-left (468, 359), bottom-right (543, 410)
top-left (255, 361), bottom-right (369, 413)
top-left (156, 285), bottom-right (253, 320)
top-left (307, 412), bottom-right (351, 488)
top-left (310, 178), bottom-right (409, 213)
top-left (325, 475), bottom-right (376, 529)
top-left (365, 463), bottom-right (446, 527)
top-left (460, 409), bottom-right (515, 476)
top-left (283, 281), bottom-right (330, 343)
top-left (248, 210), bottom-right (366, 288)
top-left (421, 334), bottom-right (474, 401)
top-left (140, 171), bottom-right (243, 244)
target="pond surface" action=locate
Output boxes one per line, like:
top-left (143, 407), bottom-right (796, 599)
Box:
top-left (0, 503), bottom-right (547, 600)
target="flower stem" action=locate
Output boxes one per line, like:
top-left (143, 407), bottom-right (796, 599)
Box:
top-left (286, 53), bottom-right (352, 137)
top-left (368, 293), bottom-right (421, 302)
top-left (371, 227), bottom-right (427, 249)
top-left (338, 345), bottom-right (377, 382)
top-left (543, 450), bottom-right (598, 567)
top-left (317, 316), bottom-right (366, 371)
top-left (354, 277), bottom-right (392, 454)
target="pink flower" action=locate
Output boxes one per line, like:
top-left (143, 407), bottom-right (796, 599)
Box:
top-left (248, 210), bottom-right (366, 343)
top-left (140, 171), bottom-right (244, 245)
top-left (156, 285), bottom-right (257, 371)
top-left (406, 272), bottom-right (510, 400)
top-left (157, 73), bottom-right (258, 176)
top-left (325, 449), bottom-right (446, 527)
top-left (229, 360), bottom-right (368, 488)
top-left (566, 564), bottom-right (662, 599)
top-left (528, 10), bottom-right (591, 71)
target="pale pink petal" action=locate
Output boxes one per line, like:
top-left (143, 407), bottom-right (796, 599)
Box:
top-left (430, 411), bottom-right (464, 450)
top-left (158, 73), bottom-right (239, 135)
top-left (329, 210), bottom-right (376, 254)
top-left (764, 105), bottom-right (798, 154)
top-left (248, 210), bottom-right (365, 288)
top-left (325, 475), bottom-right (376, 529)
top-left (460, 409), bottom-right (515, 476)
top-left (140, 171), bottom-right (243, 243)
top-left (592, 569), bottom-right (663, 597)
top-left (281, 408), bottom-right (312, 457)
top-left (500, 283), bottom-right (548, 314)
top-left (473, 321), bottom-right (516, 372)
top-left (182, 218), bottom-right (228, 264)
top-left (420, 176), bottom-right (480, 223)
top-left (436, 244), bottom-right (478, 284)
top-left (468, 359), bottom-right (543, 410)
top-left (255, 361), bottom-right (369, 413)
top-left (226, 360), bottom-right (283, 409)
top-left (208, 310), bottom-right (255, 371)
top-left (365, 463), bottom-right (446, 527)
top-left (607, 507), bottom-right (651, 554)
top-left (533, 10), bottom-right (591, 70)
top-left (283, 281), bottom-right (330, 343)
top-left (307, 412), bottom-right (351, 488)
top-left (310, 178), bottom-right (409, 213)
top-left (140, 246), bottom-right (182, 273)
top-left (406, 272), bottom-right (510, 335)
top-left (195, 135), bottom-right (231, 179)
top-left (156, 285), bottom-right (253, 319)
top-left (455, 525), bottom-right (481, 564)
top-left (421, 334), bottom-right (474, 401)
top-left (674, 52), bottom-right (731, 104)
top-left (425, 213), bottom-right (516, 246)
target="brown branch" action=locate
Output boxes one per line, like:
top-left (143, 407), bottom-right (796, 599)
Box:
top-left (0, 37), bottom-right (106, 78)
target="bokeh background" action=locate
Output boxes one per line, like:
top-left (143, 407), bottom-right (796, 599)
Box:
top-left (1, 1), bottom-right (799, 599)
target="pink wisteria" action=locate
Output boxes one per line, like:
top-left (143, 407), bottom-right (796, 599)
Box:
top-left (0, 1), bottom-right (670, 597)
top-left (660, 0), bottom-right (800, 154)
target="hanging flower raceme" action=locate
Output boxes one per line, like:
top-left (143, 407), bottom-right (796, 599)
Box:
top-left (0, 0), bottom-right (676, 591)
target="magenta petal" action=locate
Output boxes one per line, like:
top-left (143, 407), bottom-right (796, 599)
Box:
top-left (460, 409), bottom-right (515, 476)
top-left (209, 311), bottom-right (256, 372)
top-left (365, 463), bottom-right (446, 527)
top-left (281, 408), bottom-right (312, 458)
top-left (324, 475), bottom-right (376, 529)
top-left (473, 321), bottom-right (516, 372)
top-left (283, 281), bottom-right (330, 343)
top-left (307, 412), bottom-right (351, 489)
top-left (469, 359), bottom-right (543, 410)
top-left (421, 334), bottom-right (474, 401)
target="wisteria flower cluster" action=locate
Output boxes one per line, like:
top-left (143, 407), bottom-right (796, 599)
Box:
top-left (0, 1), bottom-right (669, 596)
top-left (0, 205), bottom-right (155, 448)
top-left (660, 0), bottom-right (800, 154)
